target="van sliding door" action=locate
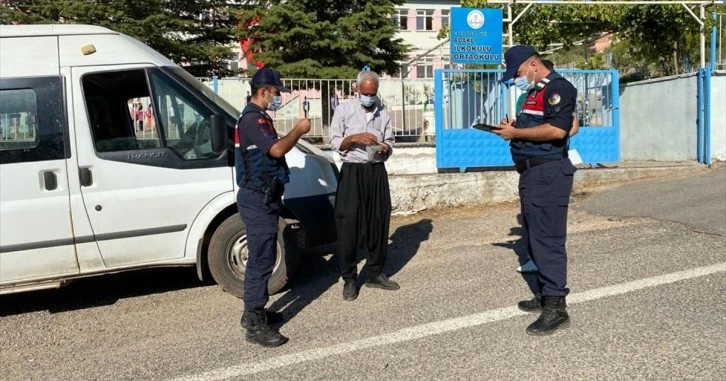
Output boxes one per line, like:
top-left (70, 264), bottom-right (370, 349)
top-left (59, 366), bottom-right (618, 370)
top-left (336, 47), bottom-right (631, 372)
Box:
top-left (0, 36), bottom-right (79, 285)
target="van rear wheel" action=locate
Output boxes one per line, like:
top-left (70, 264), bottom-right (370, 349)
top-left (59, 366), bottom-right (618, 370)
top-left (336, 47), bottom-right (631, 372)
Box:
top-left (207, 215), bottom-right (300, 298)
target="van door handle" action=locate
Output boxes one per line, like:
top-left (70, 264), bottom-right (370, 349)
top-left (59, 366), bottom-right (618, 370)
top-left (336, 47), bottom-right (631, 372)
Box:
top-left (79, 167), bottom-right (93, 187)
top-left (43, 171), bottom-right (58, 191)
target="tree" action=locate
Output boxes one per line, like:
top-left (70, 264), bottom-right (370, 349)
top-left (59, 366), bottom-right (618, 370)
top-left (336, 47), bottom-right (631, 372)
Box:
top-left (235, 0), bottom-right (409, 79)
top-left (235, 0), bottom-right (409, 126)
top-left (0, 0), bottom-right (241, 76)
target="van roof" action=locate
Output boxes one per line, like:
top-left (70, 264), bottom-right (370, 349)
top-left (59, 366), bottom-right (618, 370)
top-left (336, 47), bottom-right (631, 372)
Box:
top-left (0, 24), bottom-right (117, 38)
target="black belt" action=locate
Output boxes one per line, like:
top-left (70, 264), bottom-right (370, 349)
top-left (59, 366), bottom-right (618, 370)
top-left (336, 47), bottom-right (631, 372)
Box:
top-left (514, 156), bottom-right (562, 174)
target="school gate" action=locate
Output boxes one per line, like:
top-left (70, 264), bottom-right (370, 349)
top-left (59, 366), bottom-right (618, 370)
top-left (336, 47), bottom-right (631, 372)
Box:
top-left (434, 69), bottom-right (620, 171)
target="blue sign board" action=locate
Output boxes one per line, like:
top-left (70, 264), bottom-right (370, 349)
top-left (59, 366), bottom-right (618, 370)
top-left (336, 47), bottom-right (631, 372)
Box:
top-left (450, 8), bottom-right (503, 64)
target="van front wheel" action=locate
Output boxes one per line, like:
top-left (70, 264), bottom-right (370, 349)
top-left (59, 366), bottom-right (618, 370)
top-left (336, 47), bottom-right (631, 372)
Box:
top-left (207, 215), bottom-right (300, 298)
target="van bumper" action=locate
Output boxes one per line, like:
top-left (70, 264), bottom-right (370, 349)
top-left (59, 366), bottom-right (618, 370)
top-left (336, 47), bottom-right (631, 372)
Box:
top-left (283, 192), bottom-right (337, 247)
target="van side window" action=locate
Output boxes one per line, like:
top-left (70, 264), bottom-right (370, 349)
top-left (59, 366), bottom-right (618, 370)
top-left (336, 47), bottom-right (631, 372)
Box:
top-left (148, 70), bottom-right (217, 160)
top-left (82, 70), bottom-right (162, 153)
top-left (0, 77), bottom-right (67, 164)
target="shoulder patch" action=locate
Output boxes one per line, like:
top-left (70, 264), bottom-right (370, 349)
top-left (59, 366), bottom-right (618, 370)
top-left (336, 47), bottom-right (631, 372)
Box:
top-left (548, 93), bottom-right (561, 106)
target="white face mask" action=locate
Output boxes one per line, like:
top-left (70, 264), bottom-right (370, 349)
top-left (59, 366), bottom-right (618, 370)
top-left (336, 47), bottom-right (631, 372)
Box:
top-left (359, 94), bottom-right (377, 108)
top-left (265, 91), bottom-right (283, 111)
top-left (514, 67), bottom-right (535, 92)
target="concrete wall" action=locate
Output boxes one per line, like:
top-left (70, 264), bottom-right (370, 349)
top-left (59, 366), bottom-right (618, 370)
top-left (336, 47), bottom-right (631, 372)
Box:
top-left (620, 71), bottom-right (725, 162)
top-left (711, 73), bottom-right (726, 161)
top-left (325, 146), bottom-right (437, 175)
top-left (620, 73), bottom-right (699, 161)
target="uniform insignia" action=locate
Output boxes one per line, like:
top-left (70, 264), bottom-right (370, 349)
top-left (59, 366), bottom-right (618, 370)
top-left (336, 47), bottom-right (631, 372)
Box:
top-left (548, 93), bottom-right (561, 105)
top-left (257, 118), bottom-right (268, 124)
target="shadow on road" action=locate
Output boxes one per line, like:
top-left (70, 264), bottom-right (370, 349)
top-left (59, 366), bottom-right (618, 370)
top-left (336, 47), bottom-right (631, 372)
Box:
top-left (0, 267), bottom-right (204, 317)
top-left (269, 218), bottom-right (433, 328)
top-left (490, 213), bottom-right (539, 296)
top-left (1, 220), bottom-right (435, 320)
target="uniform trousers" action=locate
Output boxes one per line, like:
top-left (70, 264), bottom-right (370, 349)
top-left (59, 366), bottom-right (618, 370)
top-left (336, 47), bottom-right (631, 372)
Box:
top-left (237, 187), bottom-right (280, 310)
top-left (518, 158), bottom-right (576, 297)
top-left (335, 162), bottom-right (391, 281)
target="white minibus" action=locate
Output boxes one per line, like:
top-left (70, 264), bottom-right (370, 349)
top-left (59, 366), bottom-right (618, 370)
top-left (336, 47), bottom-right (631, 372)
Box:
top-left (0, 25), bottom-right (338, 297)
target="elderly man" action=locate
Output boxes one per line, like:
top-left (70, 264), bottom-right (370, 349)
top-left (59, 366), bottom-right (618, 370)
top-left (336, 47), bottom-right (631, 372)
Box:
top-left (329, 69), bottom-right (398, 301)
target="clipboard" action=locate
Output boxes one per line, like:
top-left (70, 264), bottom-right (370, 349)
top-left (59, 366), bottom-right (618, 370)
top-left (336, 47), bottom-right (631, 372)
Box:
top-left (471, 123), bottom-right (501, 133)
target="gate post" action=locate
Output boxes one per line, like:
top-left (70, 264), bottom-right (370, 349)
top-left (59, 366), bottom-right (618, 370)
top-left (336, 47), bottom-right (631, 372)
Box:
top-left (434, 69), bottom-right (444, 168)
top-left (611, 69), bottom-right (621, 162)
top-left (697, 68), bottom-right (705, 164)
top-left (704, 67), bottom-right (712, 165)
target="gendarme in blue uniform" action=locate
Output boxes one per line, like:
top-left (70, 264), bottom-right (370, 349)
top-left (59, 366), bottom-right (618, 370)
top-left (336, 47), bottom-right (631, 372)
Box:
top-left (235, 102), bottom-right (289, 310)
top-left (513, 71), bottom-right (578, 298)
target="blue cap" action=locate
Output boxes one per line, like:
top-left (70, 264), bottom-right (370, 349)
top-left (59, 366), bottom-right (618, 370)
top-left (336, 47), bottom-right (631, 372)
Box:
top-left (251, 67), bottom-right (290, 92)
top-left (500, 45), bottom-right (537, 83)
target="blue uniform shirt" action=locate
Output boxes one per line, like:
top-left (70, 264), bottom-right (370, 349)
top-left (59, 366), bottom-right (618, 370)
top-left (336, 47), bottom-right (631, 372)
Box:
top-left (511, 72), bottom-right (577, 162)
top-left (235, 103), bottom-right (289, 189)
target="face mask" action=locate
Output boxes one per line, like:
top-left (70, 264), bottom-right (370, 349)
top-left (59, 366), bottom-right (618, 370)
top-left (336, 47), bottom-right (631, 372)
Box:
top-left (265, 91), bottom-right (283, 111)
top-left (360, 94), bottom-right (377, 108)
top-left (514, 67), bottom-right (535, 92)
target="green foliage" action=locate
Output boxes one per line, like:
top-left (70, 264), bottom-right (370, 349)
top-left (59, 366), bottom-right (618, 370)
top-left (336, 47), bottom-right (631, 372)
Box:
top-left (0, 0), bottom-right (242, 76)
top-left (235, 0), bottom-right (409, 79)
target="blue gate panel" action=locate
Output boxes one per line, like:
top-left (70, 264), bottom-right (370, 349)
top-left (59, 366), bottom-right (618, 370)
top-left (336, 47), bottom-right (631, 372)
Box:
top-left (570, 127), bottom-right (619, 164)
top-left (435, 68), bottom-right (620, 171)
top-left (437, 130), bottom-right (512, 170)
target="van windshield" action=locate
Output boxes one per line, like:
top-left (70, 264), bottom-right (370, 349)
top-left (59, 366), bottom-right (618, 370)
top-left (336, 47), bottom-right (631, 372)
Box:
top-left (163, 67), bottom-right (240, 119)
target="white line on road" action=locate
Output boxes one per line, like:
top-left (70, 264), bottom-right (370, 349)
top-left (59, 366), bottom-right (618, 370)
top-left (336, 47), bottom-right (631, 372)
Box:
top-left (171, 262), bottom-right (726, 381)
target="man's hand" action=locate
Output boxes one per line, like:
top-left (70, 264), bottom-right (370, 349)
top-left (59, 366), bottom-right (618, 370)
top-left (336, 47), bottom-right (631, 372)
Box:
top-left (269, 119), bottom-right (310, 158)
top-left (379, 143), bottom-right (390, 156)
top-left (339, 132), bottom-right (379, 151)
top-left (493, 118), bottom-right (517, 141)
top-left (352, 132), bottom-right (379, 146)
top-left (295, 118), bottom-right (311, 134)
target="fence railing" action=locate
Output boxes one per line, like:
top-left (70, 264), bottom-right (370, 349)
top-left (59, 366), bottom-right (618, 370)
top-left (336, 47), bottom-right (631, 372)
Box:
top-left (201, 77), bottom-right (437, 143)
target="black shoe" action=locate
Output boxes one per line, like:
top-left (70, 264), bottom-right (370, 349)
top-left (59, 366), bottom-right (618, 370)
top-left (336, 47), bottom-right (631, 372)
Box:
top-left (343, 279), bottom-right (358, 301)
top-left (365, 274), bottom-right (400, 291)
top-left (526, 296), bottom-right (570, 336)
top-left (242, 309), bottom-right (289, 347)
top-left (240, 309), bottom-right (284, 329)
top-left (518, 295), bottom-right (544, 313)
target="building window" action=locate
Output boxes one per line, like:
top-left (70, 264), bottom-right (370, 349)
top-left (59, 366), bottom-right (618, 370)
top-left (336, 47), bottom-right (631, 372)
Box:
top-left (441, 10), bottom-right (450, 29)
top-left (395, 9), bottom-right (408, 30)
top-left (416, 10), bottom-right (434, 31)
top-left (416, 57), bottom-right (434, 78)
top-left (442, 55), bottom-right (451, 70)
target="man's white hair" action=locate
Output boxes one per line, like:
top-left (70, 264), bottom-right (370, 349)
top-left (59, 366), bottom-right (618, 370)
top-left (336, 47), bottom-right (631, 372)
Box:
top-left (356, 70), bottom-right (380, 88)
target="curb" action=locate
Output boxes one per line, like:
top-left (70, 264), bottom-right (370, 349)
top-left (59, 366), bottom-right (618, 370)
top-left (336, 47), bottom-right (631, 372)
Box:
top-left (389, 164), bottom-right (712, 213)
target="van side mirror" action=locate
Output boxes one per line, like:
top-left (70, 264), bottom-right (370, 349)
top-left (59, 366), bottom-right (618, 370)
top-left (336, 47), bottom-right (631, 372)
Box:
top-left (210, 114), bottom-right (227, 154)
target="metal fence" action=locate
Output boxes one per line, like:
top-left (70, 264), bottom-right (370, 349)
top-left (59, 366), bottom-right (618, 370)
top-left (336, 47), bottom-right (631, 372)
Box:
top-left (202, 77), bottom-right (436, 143)
top-left (436, 69), bottom-right (615, 131)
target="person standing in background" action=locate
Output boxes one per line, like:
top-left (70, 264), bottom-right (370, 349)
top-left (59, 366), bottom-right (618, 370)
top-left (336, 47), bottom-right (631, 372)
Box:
top-left (302, 96), bottom-right (310, 118)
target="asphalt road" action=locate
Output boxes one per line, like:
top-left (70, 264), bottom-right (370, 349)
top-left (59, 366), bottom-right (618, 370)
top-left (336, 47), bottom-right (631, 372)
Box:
top-left (1, 167), bottom-right (724, 381)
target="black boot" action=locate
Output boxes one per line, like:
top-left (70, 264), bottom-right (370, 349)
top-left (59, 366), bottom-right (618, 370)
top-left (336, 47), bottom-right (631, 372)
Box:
top-left (518, 295), bottom-right (544, 313)
top-left (343, 279), bottom-right (358, 301)
top-left (242, 309), bottom-right (289, 347)
top-left (240, 309), bottom-right (284, 329)
top-left (526, 296), bottom-right (570, 336)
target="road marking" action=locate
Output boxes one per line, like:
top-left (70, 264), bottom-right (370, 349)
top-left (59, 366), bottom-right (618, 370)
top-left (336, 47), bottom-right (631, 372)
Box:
top-left (171, 262), bottom-right (726, 381)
